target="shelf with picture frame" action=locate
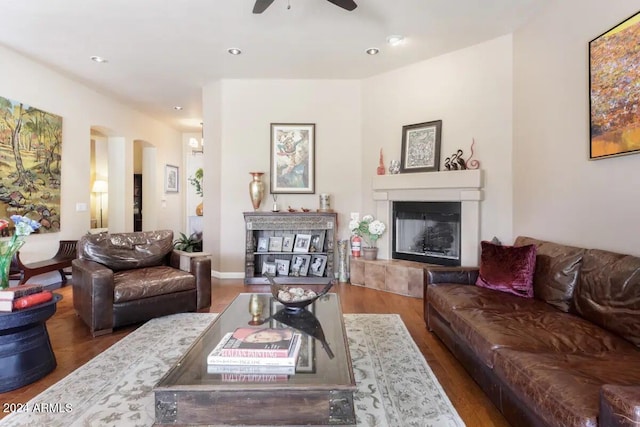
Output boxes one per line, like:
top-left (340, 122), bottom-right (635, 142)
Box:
top-left (243, 212), bottom-right (337, 285)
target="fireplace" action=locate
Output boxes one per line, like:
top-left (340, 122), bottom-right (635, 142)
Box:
top-left (371, 169), bottom-right (483, 267)
top-left (392, 201), bottom-right (461, 266)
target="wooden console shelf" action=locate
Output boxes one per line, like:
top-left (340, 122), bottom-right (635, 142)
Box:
top-left (243, 212), bottom-right (337, 285)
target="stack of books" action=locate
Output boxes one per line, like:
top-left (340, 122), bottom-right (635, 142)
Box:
top-left (207, 327), bottom-right (302, 382)
top-left (0, 284), bottom-right (53, 312)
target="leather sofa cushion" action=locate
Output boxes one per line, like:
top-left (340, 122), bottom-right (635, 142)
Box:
top-left (574, 249), bottom-right (640, 347)
top-left (445, 305), bottom-right (635, 368)
top-left (600, 385), bottom-right (640, 427)
top-left (78, 230), bottom-right (174, 271)
top-left (113, 266), bottom-right (196, 303)
top-left (428, 283), bottom-right (548, 314)
top-left (515, 236), bottom-right (585, 313)
top-left (493, 349), bottom-right (640, 427)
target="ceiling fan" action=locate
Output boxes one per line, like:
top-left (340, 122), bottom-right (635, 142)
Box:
top-left (253, 0), bottom-right (357, 14)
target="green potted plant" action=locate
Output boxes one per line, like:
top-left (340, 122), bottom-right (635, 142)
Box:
top-left (188, 168), bottom-right (203, 215)
top-left (173, 232), bottom-right (202, 253)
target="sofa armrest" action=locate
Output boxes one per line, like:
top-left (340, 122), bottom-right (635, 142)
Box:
top-left (601, 385), bottom-right (640, 427)
top-left (426, 267), bottom-right (479, 286)
top-left (71, 258), bottom-right (115, 336)
top-left (170, 251), bottom-right (212, 310)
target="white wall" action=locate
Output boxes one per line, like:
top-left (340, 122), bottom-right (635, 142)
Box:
top-left (0, 44), bottom-right (183, 265)
top-left (203, 79), bottom-right (362, 274)
top-left (513, 1), bottom-right (640, 255)
top-left (362, 35), bottom-right (515, 244)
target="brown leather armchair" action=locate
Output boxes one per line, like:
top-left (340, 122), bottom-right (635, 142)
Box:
top-left (72, 230), bottom-right (211, 337)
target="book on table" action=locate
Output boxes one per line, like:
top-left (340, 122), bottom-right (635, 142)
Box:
top-left (217, 372), bottom-right (290, 383)
top-left (207, 364), bottom-right (295, 382)
top-left (219, 327), bottom-right (298, 357)
top-left (0, 285), bottom-right (49, 312)
top-left (0, 284), bottom-right (44, 300)
top-left (206, 364), bottom-right (296, 375)
top-left (207, 329), bottom-right (302, 366)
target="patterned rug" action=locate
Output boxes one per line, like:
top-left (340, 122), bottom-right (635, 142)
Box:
top-left (0, 313), bottom-right (464, 427)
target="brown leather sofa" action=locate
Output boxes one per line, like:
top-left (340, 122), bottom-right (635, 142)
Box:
top-left (72, 230), bottom-right (211, 337)
top-left (424, 236), bottom-right (640, 427)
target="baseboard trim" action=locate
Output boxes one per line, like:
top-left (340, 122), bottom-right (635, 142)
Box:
top-left (212, 271), bottom-right (244, 279)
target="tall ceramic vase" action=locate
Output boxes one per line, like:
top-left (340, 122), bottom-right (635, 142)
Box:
top-left (249, 172), bottom-right (265, 211)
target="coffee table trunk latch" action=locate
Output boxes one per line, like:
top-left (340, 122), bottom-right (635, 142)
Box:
top-left (329, 390), bottom-right (356, 425)
top-left (155, 392), bottom-right (178, 424)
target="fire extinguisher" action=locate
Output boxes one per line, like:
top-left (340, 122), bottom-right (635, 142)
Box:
top-left (351, 235), bottom-right (362, 257)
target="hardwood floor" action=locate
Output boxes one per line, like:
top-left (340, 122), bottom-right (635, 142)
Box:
top-left (0, 280), bottom-right (509, 426)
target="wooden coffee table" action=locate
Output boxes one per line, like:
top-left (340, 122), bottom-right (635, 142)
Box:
top-left (154, 293), bottom-right (356, 426)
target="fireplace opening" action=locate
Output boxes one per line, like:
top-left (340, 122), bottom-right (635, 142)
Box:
top-left (392, 201), bottom-right (461, 266)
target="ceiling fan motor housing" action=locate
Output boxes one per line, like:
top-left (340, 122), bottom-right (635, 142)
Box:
top-left (253, 0), bottom-right (357, 14)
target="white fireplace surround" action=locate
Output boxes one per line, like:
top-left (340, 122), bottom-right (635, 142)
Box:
top-left (371, 169), bottom-right (483, 267)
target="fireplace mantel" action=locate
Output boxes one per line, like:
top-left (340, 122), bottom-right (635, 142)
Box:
top-left (372, 170), bottom-right (483, 267)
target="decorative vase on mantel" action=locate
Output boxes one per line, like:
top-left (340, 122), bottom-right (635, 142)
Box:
top-left (362, 247), bottom-right (378, 261)
top-left (196, 201), bottom-right (203, 216)
top-left (249, 172), bottom-right (265, 211)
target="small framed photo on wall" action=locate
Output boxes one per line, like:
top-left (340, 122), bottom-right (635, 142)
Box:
top-left (165, 164), bottom-right (179, 192)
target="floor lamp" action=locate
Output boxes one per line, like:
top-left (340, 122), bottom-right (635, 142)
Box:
top-left (92, 180), bottom-right (108, 228)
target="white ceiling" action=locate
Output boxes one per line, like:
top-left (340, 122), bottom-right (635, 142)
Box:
top-left (0, 0), bottom-right (549, 132)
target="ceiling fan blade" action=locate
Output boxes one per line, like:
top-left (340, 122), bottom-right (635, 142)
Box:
top-left (253, 0), bottom-right (276, 14)
top-left (325, 0), bottom-right (357, 11)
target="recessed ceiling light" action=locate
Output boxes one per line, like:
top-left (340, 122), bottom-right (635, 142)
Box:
top-left (386, 35), bottom-right (405, 46)
top-left (366, 48), bottom-right (380, 55)
top-left (227, 48), bottom-right (242, 55)
top-left (174, 106), bottom-right (183, 111)
top-left (90, 56), bottom-right (108, 63)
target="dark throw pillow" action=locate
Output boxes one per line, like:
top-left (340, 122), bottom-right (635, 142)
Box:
top-left (475, 241), bottom-right (537, 298)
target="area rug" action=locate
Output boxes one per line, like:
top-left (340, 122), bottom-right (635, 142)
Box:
top-left (0, 313), bottom-right (464, 427)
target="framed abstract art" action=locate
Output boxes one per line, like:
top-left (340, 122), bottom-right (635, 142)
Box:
top-left (589, 10), bottom-right (640, 159)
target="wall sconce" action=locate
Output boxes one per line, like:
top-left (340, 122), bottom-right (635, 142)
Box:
top-left (189, 137), bottom-right (203, 155)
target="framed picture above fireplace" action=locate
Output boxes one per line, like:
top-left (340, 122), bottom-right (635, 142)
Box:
top-left (400, 120), bottom-right (442, 173)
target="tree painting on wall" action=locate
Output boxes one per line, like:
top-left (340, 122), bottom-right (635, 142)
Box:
top-left (0, 95), bottom-right (62, 233)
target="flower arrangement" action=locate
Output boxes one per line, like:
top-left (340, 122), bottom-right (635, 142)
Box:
top-left (349, 215), bottom-right (386, 248)
top-left (0, 215), bottom-right (41, 289)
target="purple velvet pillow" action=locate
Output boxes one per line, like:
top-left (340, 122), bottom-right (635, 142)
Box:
top-left (475, 241), bottom-right (537, 298)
